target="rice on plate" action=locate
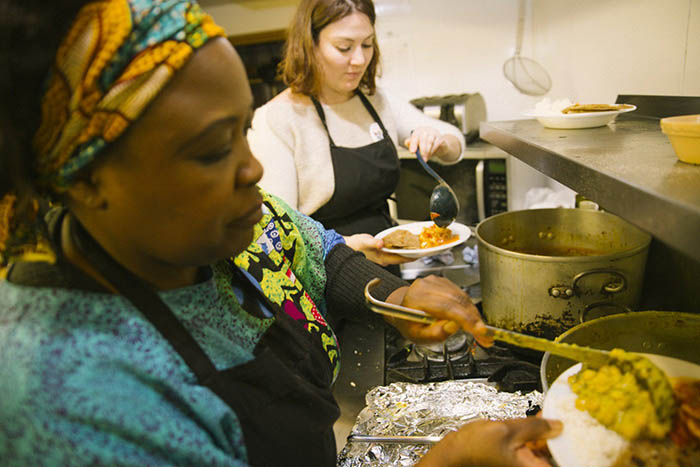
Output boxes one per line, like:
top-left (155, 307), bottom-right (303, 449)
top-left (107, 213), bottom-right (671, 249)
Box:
top-left (543, 363), bottom-right (629, 467)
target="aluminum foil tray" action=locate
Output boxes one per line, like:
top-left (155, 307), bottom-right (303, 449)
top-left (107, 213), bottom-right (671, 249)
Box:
top-left (337, 380), bottom-right (542, 466)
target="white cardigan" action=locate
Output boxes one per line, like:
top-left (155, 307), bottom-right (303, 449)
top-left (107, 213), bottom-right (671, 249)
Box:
top-left (247, 88), bottom-right (465, 215)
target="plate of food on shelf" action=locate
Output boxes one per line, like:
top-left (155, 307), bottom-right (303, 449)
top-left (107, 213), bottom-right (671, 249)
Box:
top-left (376, 221), bottom-right (470, 259)
top-left (542, 350), bottom-right (700, 467)
top-left (523, 98), bottom-right (636, 129)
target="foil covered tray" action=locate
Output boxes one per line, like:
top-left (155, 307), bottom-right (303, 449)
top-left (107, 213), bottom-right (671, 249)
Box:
top-left (337, 380), bottom-right (542, 466)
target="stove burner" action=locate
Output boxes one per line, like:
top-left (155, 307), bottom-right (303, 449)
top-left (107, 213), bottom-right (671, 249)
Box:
top-left (384, 326), bottom-right (543, 392)
top-left (413, 331), bottom-right (472, 362)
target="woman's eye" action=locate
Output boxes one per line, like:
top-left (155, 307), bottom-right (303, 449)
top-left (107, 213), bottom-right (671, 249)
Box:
top-left (197, 149), bottom-right (231, 165)
top-left (337, 46), bottom-right (351, 53)
top-left (362, 43), bottom-right (373, 49)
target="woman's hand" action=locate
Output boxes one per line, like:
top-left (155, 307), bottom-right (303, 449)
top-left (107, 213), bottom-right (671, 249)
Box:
top-left (344, 234), bottom-right (412, 266)
top-left (404, 127), bottom-right (461, 161)
top-left (384, 275), bottom-right (492, 347)
top-left (417, 417), bottom-right (562, 467)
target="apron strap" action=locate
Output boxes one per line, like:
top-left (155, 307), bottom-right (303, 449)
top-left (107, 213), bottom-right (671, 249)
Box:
top-left (310, 96), bottom-right (337, 147)
top-left (354, 90), bottom-right (391, 137)
top-left (311, 90), bottom-right (391, 147)
top-left (68, 216), bottom-right (219, 384)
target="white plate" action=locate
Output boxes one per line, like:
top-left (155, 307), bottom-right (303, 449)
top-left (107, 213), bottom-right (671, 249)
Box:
top-left (542, 353), bottom-right (700, 467)
top-left (376, 221), bottom-right (470, 259)
top-left (523, 105), bottom-right (636, 129)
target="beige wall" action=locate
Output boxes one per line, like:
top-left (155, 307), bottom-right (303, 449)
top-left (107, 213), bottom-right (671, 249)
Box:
top-left (201, 0), bottom-right (699, 118)
top-left (199, 0), bottom-right (300, 36)
top-left (532, 0), bottom-right (700, 103)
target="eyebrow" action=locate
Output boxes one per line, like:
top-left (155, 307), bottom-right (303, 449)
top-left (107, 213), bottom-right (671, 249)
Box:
top-left (334, 33), bottom-right (375, 42)
top-left (177, 108), bottom-right (252, 154)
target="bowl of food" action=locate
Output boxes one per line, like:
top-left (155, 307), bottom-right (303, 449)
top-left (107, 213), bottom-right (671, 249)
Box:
top-left (660, 114), bottom-right (700, 164)
top-left (376, 221), bottom-right (470, 259)
top-left (524, 98), bottom-right (636, 129)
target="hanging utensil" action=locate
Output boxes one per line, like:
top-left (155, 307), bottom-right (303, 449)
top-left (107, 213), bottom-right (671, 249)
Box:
top-left (503, 0), bottom-right (551, 96)
top-left (415, 149), bottom-right (460, 228)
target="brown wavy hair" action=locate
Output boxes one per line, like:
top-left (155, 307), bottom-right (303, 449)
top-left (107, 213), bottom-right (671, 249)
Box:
top-left (279, 0), bottom-right (381, 97)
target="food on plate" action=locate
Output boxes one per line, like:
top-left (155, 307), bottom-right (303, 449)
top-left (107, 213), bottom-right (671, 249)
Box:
top-left (568, 349), bottom-right (675, 440)
top-left (613, 378), bottom-right (700, 466)
top-left (533, 97), bottom-right (574, 115)
top-left (613, 438), bottom-right (700, 466)
top-left (382, 225), bottom-right (459, 250)
top-left (670, 378), bottom-right (700, 447)
top-left (561, 103), bottom-right (634, 114)
top-left (382, 229), bottom-right (420, 249)
top-left (419, 224), bottom-right (458, 249)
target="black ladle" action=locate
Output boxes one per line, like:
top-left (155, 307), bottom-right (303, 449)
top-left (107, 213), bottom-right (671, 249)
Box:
top-left (415, 149), bottom-right (460, 228)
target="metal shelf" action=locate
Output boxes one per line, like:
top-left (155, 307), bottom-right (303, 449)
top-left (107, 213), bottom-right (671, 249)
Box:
top-left (480, 116), bottom-right (700, 262)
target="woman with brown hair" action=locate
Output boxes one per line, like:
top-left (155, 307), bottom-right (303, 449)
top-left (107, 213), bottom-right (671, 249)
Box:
top-left (247, 0), bottom-right (465, 266)
top-left (0, 0), bottom-right (559, 465)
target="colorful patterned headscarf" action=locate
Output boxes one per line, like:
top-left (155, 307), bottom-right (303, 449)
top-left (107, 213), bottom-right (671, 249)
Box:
top-left (0, 0), bottom-right (225, 269)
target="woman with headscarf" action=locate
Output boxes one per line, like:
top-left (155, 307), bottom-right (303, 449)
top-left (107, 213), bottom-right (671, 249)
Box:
top-left (0, 1), bottom-right (560, 465)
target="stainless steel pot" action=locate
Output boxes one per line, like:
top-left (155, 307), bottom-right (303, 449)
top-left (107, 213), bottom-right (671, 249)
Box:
top-left (540, 311), bottom-right (700, 392)
top-left (475, 208), bottom-right (651, 339)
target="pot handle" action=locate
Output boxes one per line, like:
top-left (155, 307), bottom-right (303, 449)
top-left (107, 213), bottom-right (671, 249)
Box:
top-left (549, 268), bottom-right (627, 299)
top-left (580, 301), bottom-right (634, 323)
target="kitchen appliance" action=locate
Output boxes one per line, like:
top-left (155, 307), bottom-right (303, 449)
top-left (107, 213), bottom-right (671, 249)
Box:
top-left (476, 208), bottom-right (652, 340)
top-left (410, 93), bottom-right (486, 144)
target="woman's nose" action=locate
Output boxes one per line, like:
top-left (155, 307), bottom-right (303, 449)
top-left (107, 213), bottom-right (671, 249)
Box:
top-left (350, 46), bottom-right (366, 66)
top-left (238, 145), bottom-right (264, 188)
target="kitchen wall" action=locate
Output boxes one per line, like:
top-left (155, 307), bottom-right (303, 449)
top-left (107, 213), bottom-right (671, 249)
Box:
top-left (200, 0), bottom-right (699, 121)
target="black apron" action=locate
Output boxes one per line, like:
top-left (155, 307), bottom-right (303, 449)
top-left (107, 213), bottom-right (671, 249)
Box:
top-left (67, 216), bottom-right (340, 467)
top-left (310, 91), bottom-right (401, 237)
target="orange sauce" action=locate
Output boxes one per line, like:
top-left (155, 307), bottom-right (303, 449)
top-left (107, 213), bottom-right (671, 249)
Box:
top-left (419, 224), bottom-right (458, 249)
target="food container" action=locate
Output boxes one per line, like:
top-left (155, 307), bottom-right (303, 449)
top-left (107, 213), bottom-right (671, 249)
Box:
top-left (475, 208), bottom-right (651, 340)
top-left (540, 311), bottom-right (700, 392)
top-left (660, 114), bottom-right (700, 164)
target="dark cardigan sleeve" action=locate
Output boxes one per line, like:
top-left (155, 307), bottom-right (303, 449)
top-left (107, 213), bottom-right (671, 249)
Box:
top-left (323, 243), bottom-right (408, 322)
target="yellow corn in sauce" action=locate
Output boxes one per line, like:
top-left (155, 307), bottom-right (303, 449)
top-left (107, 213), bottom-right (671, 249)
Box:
top-left (568, 348), bottom-right (674, 440)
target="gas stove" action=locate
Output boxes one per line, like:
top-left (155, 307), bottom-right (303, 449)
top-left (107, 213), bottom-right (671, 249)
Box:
top-left (384, 316), bottom-right (543, 393)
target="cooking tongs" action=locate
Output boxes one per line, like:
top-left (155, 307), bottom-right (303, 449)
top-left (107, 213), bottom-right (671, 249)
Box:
top-left (364, 278), bottom-right (610, 367)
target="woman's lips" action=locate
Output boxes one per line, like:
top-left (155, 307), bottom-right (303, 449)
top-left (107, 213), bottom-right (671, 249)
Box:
top-left (229, 197), bottom-right (263, 228)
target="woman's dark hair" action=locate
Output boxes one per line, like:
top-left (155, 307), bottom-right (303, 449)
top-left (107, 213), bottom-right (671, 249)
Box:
top-left (279, 0), bottom-right (381, 97)
top-left (0, 0), bottom-right (89, 216)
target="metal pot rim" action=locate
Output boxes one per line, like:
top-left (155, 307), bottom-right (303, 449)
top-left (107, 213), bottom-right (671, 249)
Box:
top-left (539, 310), bottom-right (698, 393)
top-left (476, 237), bottom-right (650, 262)
top-left (475, 208), bottom-right (651, 262)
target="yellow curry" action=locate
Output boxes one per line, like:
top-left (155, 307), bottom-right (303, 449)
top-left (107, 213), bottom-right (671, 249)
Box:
top-left (568, 348), bottom-right (675, 440)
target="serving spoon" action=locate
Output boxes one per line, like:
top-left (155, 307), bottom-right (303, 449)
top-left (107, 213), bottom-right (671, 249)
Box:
top-left (415, 149), bottom-right (460, 228)
top-left (364, 278), bottom-right (676, 427)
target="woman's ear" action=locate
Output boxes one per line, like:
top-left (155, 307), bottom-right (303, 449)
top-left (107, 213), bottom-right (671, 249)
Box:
top-left (64, 172), bottom-right (107, 210)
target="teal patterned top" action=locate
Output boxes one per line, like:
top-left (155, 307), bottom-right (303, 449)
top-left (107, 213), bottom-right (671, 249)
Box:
top-left (0, 193), bottom-right (344, 465)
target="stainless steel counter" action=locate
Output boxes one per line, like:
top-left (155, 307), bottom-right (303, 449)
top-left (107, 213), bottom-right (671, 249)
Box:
top-left (480, 117), bottom-right (700, 262)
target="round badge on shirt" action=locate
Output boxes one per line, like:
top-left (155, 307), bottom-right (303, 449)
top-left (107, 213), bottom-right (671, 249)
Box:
top-left (369, 122), bottom-right (384, 142)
